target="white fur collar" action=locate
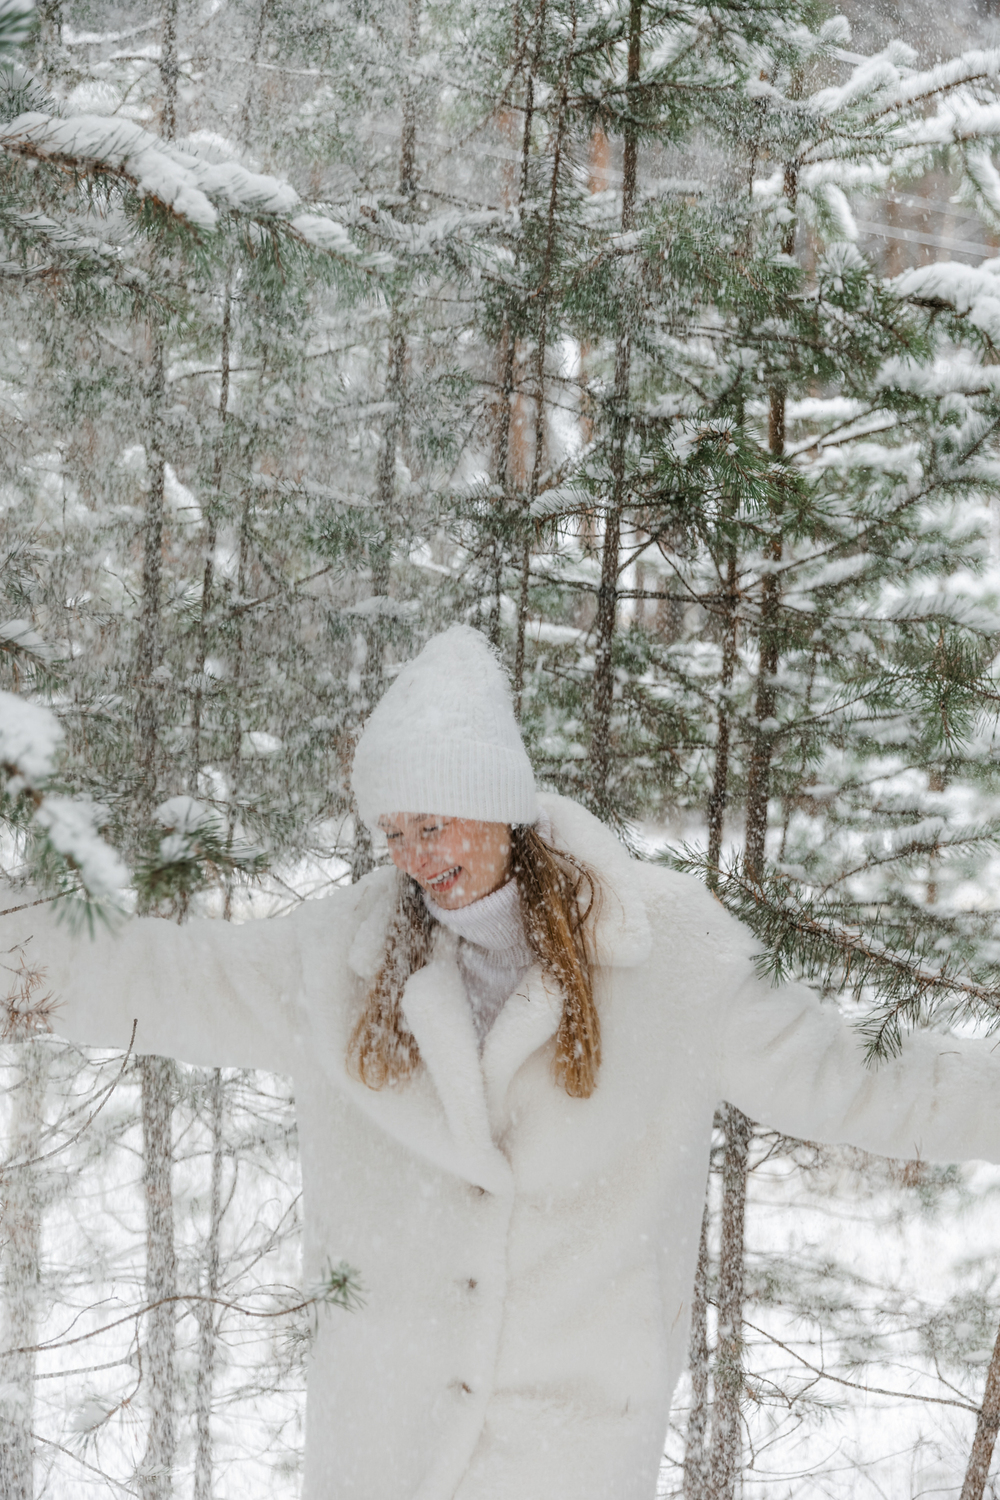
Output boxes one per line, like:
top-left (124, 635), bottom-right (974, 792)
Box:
top-left (535, 793), bottom-right (652, 969)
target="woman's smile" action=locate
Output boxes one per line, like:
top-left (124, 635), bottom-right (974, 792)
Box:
top-left (378, 813), bottom-right (512, 908)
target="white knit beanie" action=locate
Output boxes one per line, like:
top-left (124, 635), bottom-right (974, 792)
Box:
top-left (352, 625), bottom-right (538, 828)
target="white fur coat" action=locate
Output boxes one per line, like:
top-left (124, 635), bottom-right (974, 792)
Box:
top-left (12, 794), bottom-right (1000, 1500)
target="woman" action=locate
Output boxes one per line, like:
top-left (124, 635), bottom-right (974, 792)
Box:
top-left (9, 624), bottom-right (1000, 1500)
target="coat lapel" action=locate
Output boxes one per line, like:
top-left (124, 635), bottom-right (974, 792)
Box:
top-left (399, 928), bottom-right (495, 1158)
top-left (315, 897), bottom-right (510, 1193)
top-left (481, 965), bottom-right (561, 1125)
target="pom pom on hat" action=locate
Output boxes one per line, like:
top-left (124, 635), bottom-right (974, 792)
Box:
top-left (352, 625), bottom-right (538, 828)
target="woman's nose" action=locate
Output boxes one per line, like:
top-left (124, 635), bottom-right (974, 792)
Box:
top-left (390, 838), bottom-right (423, 873)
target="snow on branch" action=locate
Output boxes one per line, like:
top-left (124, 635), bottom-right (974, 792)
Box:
top-left (0, 111), bottom-right (377, 273)
top-left (811, 45), bottom-right (1000, 120)
top-left (895, 100), bottom-right (1000, 152)
top-left (0, 112), bottom-right (358, 245)
top-left (889, 259), bottom-right (1000, 343)
top-left (0, 688), bottom-right (61, 782)
top-left (809, 48), bottom-right (914, 117)
top-left (289, 212), bottom-right (365, 257)
top-left (887, 48), bottom-right (1000, 111)
top-left (0, 688), bottom-right (127, 900)
top-left (134, 795), bottom-right (265, 915)
top-left (1, 205), bottom-right (126, 258)
top-left (33, 796), bottom-right (128, 901)
top-left (0, 204), bottom-right (157, 302)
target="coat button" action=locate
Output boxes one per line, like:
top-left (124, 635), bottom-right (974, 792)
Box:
top-left (466, 1278), bottom-right (478, 1291)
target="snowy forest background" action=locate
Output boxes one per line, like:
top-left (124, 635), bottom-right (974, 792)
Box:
top-left (7, 0), bottom-right (1000, 1495)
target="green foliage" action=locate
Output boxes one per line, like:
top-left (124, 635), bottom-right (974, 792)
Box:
top-left (0, 2), bottom-right (34, 59)
top-left (134, 805), bottom-right (267, 917)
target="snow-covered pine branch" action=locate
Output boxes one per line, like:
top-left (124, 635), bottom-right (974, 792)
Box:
top-left (0, 112), bottom-right (297, 230)
top-left (0, 689), bottom-right (127, 902)
top-left (0, 109), bottom-right (375, 277)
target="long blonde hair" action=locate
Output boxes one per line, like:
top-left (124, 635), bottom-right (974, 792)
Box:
top-left (347, 825), bottom-right (602, 1098)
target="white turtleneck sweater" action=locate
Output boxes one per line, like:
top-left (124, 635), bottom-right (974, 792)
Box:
top-left (424, 879), bottom-right (535, 1048)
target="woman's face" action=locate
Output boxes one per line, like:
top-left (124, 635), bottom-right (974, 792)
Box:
top-left (379, 813), bottom-right (512, 909)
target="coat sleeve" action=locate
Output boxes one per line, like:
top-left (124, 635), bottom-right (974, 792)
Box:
top-left (0, 891), bottom-right (348, 1073)
top-left (714, 946), bottom-right (1000, 1166)
top-left (646, 867), bottom-right (1000, 1166)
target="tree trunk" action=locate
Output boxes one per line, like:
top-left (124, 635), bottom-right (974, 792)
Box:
top-left (743, 389), bottom-right (784, 882)
top-left (706, 539), bottom-right (739, 888)
top-left (136, 329), bottom-right (166, 815)
top-left (193, 1069), bottom-right (225, 1500)
top-left (368, 321), bottom-right (406, 624)
top-left (0, 1040), bottom-right (47, 1500)
top-left (238, 0), bottom-right (271, 149)
top-left (509, 31), bottom-right (541, 716)
top-left (398, 0), bottom-right (420, 196)
top-left (350, 12), bottom-right (419, 880)
top-left (222, 490), bottom-right (253, 915)
top-left (487, 320), bottom-right (516, 648)
top-left (160, 0), bottom-right (179, 140)
top-left (139, 1055), bottom-right (177, 1500)
top-left (191, 282), bottom-right (231, 784)
top-left (512, 4), bottom-right (579, 715)
top-left (960, 1312), bottom-right (1000, 1500)
top-left (744, 167), bottom-right (794, 880)
top-left (35, 0), bottom-right (62, 56)
top-left (576, 127), bottom-right (610, 468)
top-left (926, 766), bottom-right (945, 905)
top-left (589, 0), bottom-right (641, 811)
top-left (135, 314), bottom-right (176, 1500)
top-left (683, 1198), bottom-right (712, 1499)
top-left (350, 322), bottom-right (404, 883)
top-left (708, 1103), bottom-right (751, 1500)
top-left (702, 173), bottom-right (794, 1497)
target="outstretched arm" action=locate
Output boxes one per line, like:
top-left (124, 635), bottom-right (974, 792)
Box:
top-left (651, 868), bottom-right (1000, 1164)
top-left (0, 892), bottom-right (341, 1074)
top-left (717, 965), bottom-right (1000, 1165)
